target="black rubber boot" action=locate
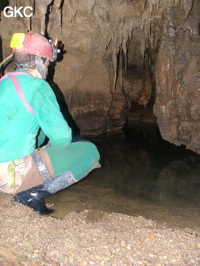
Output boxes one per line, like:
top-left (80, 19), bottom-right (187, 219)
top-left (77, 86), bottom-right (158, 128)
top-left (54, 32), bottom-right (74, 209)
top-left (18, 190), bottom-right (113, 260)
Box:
top-left (12, 171), bottom-right (77, 216)
top-left (12, 184), bottom-right (54, 216)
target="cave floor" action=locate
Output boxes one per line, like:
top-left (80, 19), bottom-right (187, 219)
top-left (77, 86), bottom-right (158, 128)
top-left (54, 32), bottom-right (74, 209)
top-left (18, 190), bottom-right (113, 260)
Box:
top-left (0, 194), bottom-right (199, 265)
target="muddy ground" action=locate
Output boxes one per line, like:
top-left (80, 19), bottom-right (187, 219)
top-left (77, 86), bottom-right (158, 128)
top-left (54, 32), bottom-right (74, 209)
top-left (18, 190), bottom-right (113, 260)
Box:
top-left (0, 192), bottom-right (199, 265)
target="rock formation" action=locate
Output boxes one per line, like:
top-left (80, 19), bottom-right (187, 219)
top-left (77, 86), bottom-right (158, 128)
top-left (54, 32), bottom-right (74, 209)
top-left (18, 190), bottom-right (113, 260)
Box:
top-left (0, 0), bottom-right (199, 153)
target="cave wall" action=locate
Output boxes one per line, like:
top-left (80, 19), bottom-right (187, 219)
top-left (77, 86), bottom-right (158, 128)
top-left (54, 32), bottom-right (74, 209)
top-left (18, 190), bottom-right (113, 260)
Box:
top-left (0, 0), bottom-right (200, 153)
top-left (153, 0), bottom-right (200, 154)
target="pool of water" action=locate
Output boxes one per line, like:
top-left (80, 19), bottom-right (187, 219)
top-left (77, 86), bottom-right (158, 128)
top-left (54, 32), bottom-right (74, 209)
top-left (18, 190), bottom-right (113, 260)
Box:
top-left (46, 121), bottom-right (200, 229)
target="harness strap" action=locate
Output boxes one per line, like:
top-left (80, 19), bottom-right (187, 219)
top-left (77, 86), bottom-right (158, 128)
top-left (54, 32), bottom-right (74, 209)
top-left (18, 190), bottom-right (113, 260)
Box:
top-left (0, 72), bottom-right (35, 114)
top-left (31, 151), bottom-right (52, 182)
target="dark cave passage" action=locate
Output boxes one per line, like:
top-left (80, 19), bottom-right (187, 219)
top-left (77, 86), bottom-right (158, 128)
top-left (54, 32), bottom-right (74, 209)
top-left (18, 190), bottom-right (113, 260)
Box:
top-left (46, 121), bottom-right (200, 229)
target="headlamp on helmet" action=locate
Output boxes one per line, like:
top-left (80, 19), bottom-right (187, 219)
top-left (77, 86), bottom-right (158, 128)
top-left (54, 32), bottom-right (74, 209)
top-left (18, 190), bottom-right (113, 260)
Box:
top-left (49, 38), bottom-right (60, 61)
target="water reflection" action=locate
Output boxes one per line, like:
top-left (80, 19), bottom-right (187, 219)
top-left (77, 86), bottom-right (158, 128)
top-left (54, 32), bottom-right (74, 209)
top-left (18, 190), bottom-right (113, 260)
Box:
top-left (46, 122), bottom-right (200, 228)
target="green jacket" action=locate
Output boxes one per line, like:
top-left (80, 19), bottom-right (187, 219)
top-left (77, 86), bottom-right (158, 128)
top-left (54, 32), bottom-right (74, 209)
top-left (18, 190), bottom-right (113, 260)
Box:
top-left (0, 69), bottom-right (72, 163)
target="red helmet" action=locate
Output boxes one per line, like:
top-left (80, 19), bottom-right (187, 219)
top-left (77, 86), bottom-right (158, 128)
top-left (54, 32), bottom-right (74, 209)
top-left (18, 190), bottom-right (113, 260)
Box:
top-left (11, 32), bottom-right (54, 61)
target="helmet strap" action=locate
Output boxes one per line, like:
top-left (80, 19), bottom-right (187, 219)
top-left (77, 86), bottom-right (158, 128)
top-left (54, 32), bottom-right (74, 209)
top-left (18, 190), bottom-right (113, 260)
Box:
top-left (35, 56), bottom-right (49, 79)
top-left (43, 58), bottom-right (50, 79)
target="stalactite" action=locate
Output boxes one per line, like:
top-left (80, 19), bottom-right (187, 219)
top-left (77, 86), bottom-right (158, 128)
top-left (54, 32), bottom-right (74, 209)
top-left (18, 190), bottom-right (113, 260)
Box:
top-left (140, 35), bottom-right (146, 62)
top-left (122, 38), bottom-right (127, 70)
top-left (26, 0), bottom-right (34, 31)
top-left (87, 1), bottom-right (139, 91)
top-left (118, 47), bottom-right (123, 91)
top-left (111, 22), bottom-right (134, 90)
top-left (111, 20), bottom-right (135, 89)
top-left (122, 19), bottom-right (135, 70)
top-left (112, 45), bottom-right (118, 90)
top-left (59, 0), bottom-right (64, 27)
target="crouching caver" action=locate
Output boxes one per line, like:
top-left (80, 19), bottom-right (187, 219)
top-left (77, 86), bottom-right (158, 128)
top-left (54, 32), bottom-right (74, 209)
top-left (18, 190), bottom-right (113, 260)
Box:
top-left (0, 32), bottom-right (100, 215)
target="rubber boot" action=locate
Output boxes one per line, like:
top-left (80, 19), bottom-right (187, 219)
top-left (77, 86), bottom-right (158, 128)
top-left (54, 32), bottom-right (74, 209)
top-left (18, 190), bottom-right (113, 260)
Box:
top-left (12, 171), bottom-right (78, 216)
top-left (12, 184), bottom-right (54, 216)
